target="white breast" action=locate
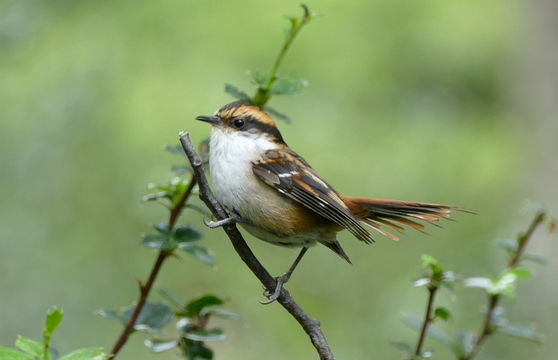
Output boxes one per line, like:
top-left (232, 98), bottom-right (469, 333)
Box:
top-left (209, 127), bottom-right (279, 219)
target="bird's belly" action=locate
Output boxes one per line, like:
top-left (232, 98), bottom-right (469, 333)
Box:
top-left (241, 223), bottom-right (324, 247)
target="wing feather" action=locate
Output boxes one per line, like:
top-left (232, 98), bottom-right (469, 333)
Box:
top-left (252, 149), bottom-right (374, 243)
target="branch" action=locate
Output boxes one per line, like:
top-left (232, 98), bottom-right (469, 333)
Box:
top-left (459, 211), bottom-right (546, 360)
top-left (179, 131), bottom-right (335, 360)
top-left (414, 286), bottom-right (439, 358)
top-left (109, 174), bottom-right (197, 359)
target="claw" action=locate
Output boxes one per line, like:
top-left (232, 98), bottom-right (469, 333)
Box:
top-left (258, 247), bottom-right (309, 305)
top-left (260, 275), bottom-right (288, 305)
top-left (203, 215), bottom-right (239, 228)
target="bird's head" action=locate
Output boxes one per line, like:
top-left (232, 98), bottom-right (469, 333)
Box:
top-left (196, 101), bottom-right (285, 144)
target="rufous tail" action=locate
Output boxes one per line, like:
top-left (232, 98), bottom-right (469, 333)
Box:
top-left (342, 196), bottom-right (464, 241)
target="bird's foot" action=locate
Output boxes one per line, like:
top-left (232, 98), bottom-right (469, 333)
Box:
top-left (203, 214), bottom-right (240, 228)
top-left (260, 273), bottom-right (290, 305)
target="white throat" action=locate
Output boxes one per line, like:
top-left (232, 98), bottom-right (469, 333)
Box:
top-left (208, 127), bottom-right (278, 212)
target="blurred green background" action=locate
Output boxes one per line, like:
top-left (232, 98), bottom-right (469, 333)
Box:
top-left (1, 0), bottom-right (557, 359)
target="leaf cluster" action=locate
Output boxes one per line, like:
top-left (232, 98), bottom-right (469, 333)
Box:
top-left (396, 212), bottom-right (553, 360)
top-left (0, 308), bottom-right (106, 360)
top-left (99, 292), bottom-right (237, 360)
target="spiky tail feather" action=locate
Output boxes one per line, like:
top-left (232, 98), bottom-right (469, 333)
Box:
top-left (320, 239), bottom-right (352, 264)
top-left (342, 196), bottom-right (464, 241)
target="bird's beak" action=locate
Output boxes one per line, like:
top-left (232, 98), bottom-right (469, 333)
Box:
top-left (195, 115), bottom-right (221, 125)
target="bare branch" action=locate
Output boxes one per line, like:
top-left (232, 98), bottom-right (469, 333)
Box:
top-left (179, 131), bottom-right (335, 360)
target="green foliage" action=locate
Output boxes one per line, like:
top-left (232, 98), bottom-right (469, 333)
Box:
top-left (15, 336), bottom-right (43, 358)
top-left (399, 211), bottom-right (551, 359)
top-left (98, 302), bottom-right (174, 333)
top-left (142, 293), bottom-right (238, 360)
top-left (58, 349), bottom-right (106, 360)
top-left (224, 4), bottom-right (316, 117)
top-left (464, 267), bottom-right (530, 298)
top-left (143, 177), bottom-right (191, 208)
top-left (224, 84), bottom-right (251, 103)
top-left (0, 308), bottom-right (106, 360)
top-left (434, 307), bottom-right (451, 322)
top-left (414, 254), bottom-right (456, 291)
top-left (141, 222), bottom-right (207, 264)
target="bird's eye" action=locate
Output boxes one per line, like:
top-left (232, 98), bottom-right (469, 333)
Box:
top-left (233, 118), bottom-right (245, 129)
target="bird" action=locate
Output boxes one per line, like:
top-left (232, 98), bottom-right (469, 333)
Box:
top-left (196, 101), bottom-right (463, 303)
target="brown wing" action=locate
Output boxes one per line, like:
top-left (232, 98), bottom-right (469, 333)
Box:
top-left (252, 149), bottom-right (374, 244)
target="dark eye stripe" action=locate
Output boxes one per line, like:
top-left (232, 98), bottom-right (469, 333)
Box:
top-left (244, 116), bottom-right (285, 144)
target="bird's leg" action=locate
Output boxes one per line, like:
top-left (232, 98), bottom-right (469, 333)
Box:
top-left (203, 213), bottom-right (241, 228)
top-left (260, 247), bottom-right (309, 305)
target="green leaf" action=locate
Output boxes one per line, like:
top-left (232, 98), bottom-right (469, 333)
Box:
top-left (184, 295), bottom-right (224, 317)
top-left (413, 277), bottom-right (430, 287)
top-left (173, 226), bottom-right (202, 243)
top-left (498, 323), bottom-right (545, 344)
top-left (175, 318), bottom-right (192, 331)
top-left (453, 331), bottom-right (475, 357)
top-left (490, 267), bottom-right (531, 297)
top-left (0, 347), bottom-right (34, 360)
top-left (45, 307), bottom-right (64, 335)
top-left (248, 71), bottom-right (267, 87)
top-left (263, 106), bottom-right (291, 123)
top-left (144, 178), bottom-right (191, 207)
top-left (183, 341), bottom-right (213, 360)
top-left (96, 309), bottom-right (127, 325)
top-left (142, 232), bottom-right (173, 250)
top-left (164, 144), bottom-right (185, 155)
top-left (421, 254), bottom-right (443, 276)
top-left (489, 306), bottom-right (507, 328)
top-left (142, 191), bottom-right (172, 203)
top-left (58, 348), bottom-right (106, 360)
top-left (184, 329), bottom-right (226, 342)
top-left (157, 288), bottom-right (183, 309)
top-left (391, 341), bottom-right (413, 357)
top-left (463, 277), bottom-right (492, 290)
top-left (154, 223), bottom-right (170, 233)
top-left (200, 308), bottom-right (240, 320)
top-left (269, 76), bottom-right (308, 95)
top-left (509, 267), bottom-right (531, 278)
top-left (434, 307), bottom-right (451, 321)
top-left (129, 302), bottom-right (173, 333)
top-left (224, 84), bottom-right (251, 102)
top-left (180, 244), bottom-right (214, 265)
top-left (98, 302), bottom-right (173, 333)
top-left (142, 223), bottom-right (174, 250)
top-left (15, 337), bottom-right (42, 357)
top-left (144, 339), bottom-right (179, 353)
top-left (402, 314), bottom-right (452, 346)
top-left (521, 253), bottom-right (548, 265)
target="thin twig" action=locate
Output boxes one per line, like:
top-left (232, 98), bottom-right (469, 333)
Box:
top-left (414, 286), bottom-right (439, 358)
top-left (459, 211), bottom-right (546, 360)
top-left (179, 131), bottom-right (335, 360)
top-left (252, 4), bottom-right (312, 107)
top-left (109, 174), bottom-right (197, 359)
top-left (509, 212), bottom-right (545, 268)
